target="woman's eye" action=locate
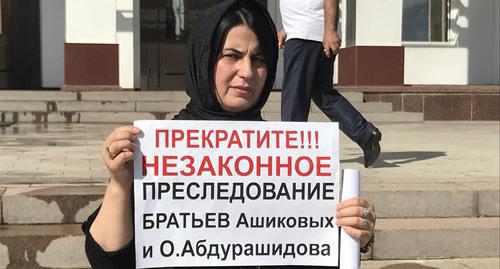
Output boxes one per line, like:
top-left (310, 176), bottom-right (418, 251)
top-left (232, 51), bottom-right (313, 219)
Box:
top-left (224, 54), bottom-right (240, 60)
top-left (253, 56), bottom-right (266, 65)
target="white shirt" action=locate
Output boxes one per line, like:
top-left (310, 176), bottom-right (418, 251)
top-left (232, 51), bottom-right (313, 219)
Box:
top-left (279, 0), bottom-right (325, 42)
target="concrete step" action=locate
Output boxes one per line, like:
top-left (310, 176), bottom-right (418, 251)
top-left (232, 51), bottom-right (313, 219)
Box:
top-left (1, 186), bottom-right (104, 225)
top-left (1, 111), bottom-right (163, 123)
top-left (0, 91), bottom-right (364, 102)
top-left (80, 91), bottom-right (189, 101)
top-left (311, 102), bottom-right (393, 113)
top-left (262, 111), bottom-right (424, 123)
top-left (0, 91), bottom-right (78, 101)
top-left (0, 101), bottom-right (186, 113)
top-left (0, 90), bottom-right (364, 103)
top-left (364, 111), bottom-right (424, 123)
top-left (2, 110), bottom-right (424, 123)
top-left (269, 91), bottom-right (364, 103)
top-left (2, 183), bottom-right (497, 225)
top-left (0, 224), bottom-right (89, 269)
top-left (0, 100), bottom-right (392, 114)
top-left (373, 217), bottom-right (499, 260)
top-left (1, 91), bottom-right (424, 123)
top-left (262, 101), bottom-right (393, 113)
top-left (80, 91), bottom-right (365, 104)
top-left (361, 258), bottom-right (499, 269)
top-left (362, 182), bottom-right (500, 219)
top-left (0, 219), bottom-right (497, 269)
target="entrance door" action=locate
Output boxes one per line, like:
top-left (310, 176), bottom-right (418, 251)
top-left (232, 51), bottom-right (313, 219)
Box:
top-left (0, 0), bottom-right (40, 89)
top-left (0, 0), bottom-right (10, 88)
top-left (141, 0), bottom-right (267, 91)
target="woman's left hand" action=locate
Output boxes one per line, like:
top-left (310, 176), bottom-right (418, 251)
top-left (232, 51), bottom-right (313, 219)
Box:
top-left (336, 197), bottom-right (376, 248)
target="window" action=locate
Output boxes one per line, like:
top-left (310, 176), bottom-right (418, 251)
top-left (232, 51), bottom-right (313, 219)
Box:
top-left (0, 0), bottom-right (8, 35)
top-left (0, 0), bottom-right (3, 34)
top-left (402, 0), bottom-right (449, 42)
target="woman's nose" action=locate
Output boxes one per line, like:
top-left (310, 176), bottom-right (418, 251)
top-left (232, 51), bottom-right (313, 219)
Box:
top-left (237, 57), bottom-right (254, 79)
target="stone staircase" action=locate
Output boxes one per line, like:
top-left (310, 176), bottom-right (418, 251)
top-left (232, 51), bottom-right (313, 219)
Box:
top-left (1, 90), bottom-right (498, 268)
top-left (0, 182), bottom-right (498, 268)
top-left (0, 90), bottom-right (424, 124)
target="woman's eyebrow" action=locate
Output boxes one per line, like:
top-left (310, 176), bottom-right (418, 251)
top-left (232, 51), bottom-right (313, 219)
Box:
top-left (222, 47), bottom-right (263, 55)
top-left (222, 48), bottom-right (243, 54)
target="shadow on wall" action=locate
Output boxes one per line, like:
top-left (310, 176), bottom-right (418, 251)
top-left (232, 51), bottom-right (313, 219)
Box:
top-left (453, 0), bottom-right (500, 84)
top-left (342, 151), bottom-right (447, 168)
top-left (378, 264), bottom-right (438, 269)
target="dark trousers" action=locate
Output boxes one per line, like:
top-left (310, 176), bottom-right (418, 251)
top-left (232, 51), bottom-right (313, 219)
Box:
top-left (281, 39), bottom-right (374, 147)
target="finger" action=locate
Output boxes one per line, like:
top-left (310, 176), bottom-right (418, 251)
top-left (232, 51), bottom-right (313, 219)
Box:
top-left (106, 130), bottom-right (139, 145)
top-left (336, 205), bottom-right (363, 218)
top-left (323, 47), bottom-right (331, 58)
top-left (332, 44), bottom-right (340, 55)
top-left (337, 197), bottom-right (371, 210)
top-left (336, 216), bottom-right (373, 231)
top-left (110, 126), bottom-right (141, 137)
top-left (342, 226), bottom-right (372, 245)
top-left (105, 126), bottom-right (141, 141)
top-left (105, 140), bottom-right (137, 158)
top-left (116, 125), bottom-right (141, 134)
top-left (337, 206), bottom-right (376, 222)
top-left (341, 225), bottom-right (363, 241)
top-left (330, 41), bottom-right (340, 54)
top-left (107, 151), bottom-right (135, 172)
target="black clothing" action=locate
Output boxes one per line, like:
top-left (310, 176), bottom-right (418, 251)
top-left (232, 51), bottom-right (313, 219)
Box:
top-left (280, 39), bottom-right (375, 148)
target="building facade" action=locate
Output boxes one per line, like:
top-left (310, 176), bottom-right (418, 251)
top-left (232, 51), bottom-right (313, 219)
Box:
top-left (0, 0), bottom-right (499, 90)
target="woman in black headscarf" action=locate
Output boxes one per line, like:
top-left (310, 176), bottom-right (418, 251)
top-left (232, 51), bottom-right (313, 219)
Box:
top-left (82, 1), bottom-right (376, 268)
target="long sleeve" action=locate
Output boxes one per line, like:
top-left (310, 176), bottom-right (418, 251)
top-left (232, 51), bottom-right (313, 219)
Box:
top-left (82, 206), bottom-right (136, 269)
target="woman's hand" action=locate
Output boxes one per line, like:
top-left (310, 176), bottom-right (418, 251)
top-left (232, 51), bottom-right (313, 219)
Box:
top-left (102, 126), bottom-right (141, 189)
top-left (90, 125), bottom-right (141, 251)
top-left (336, 197), bottom-right (376, 248)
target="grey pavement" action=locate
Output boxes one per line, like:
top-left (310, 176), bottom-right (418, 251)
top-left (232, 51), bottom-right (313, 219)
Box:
top-left (0, 121), bottom-right (499, 268)
top-left (361, 258), bottom-right (500, 269)
top-left (0, 121), bottom-right (498, 186)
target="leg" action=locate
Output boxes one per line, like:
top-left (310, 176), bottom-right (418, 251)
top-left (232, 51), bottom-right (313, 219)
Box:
top-left (281, 39), bottom-right (318, 121)
top-left (311, 49), bottom-right (381, 167)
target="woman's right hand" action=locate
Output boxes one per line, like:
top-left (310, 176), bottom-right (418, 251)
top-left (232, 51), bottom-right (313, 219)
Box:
top-left (102, 126), bottom-right (141, 189)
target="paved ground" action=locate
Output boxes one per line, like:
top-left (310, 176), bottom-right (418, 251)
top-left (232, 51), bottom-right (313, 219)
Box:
top-left (0, 121), bottom-right (498, 268)
top-left (361, 258), bottom-right (500, 269)
top-left (0, 121), bottom-right (498, 186)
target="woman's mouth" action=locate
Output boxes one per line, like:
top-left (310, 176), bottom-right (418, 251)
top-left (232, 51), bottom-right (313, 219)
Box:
top-left (231, 85), bottom-right (252, 93)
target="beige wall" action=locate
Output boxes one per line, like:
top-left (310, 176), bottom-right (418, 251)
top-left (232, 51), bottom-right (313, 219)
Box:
top-left (66, 0), bottom-right (116, 44)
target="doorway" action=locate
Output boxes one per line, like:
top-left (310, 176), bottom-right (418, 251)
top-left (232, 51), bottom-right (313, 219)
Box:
top-left (0, 0), bottom-right (41, 89)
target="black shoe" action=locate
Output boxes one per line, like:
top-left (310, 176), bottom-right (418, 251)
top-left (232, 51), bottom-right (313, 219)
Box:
top-left (362, 128), bottom-right (382, 168)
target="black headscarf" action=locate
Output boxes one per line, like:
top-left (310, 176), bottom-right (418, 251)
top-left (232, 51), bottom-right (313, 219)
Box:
top-left (173, 0), bottom-right (278, 121)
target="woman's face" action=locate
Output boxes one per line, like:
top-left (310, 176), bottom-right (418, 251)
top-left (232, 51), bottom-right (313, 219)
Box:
top-left (214, 25), bottom-right (267, 112)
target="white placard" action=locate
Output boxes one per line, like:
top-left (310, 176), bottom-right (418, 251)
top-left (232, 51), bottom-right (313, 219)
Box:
top-left (134, 120), bottom-right (340, 268)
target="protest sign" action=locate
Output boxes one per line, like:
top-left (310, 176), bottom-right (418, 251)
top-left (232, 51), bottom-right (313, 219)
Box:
top-left (134, 120), bottom-right (340, 268)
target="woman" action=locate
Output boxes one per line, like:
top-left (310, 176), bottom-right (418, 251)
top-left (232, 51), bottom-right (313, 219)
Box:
top-left (82, 0), bottom-right (376, 268)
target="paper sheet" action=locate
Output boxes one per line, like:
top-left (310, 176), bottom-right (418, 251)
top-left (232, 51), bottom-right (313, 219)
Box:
top-left (133, 120), bottom-right (341, 268)
top-left (339, 169), bottom-right (360, 269)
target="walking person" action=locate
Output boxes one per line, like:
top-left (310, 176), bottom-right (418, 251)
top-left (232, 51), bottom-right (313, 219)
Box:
top-left (278, 0), bottom-right (382, 167)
